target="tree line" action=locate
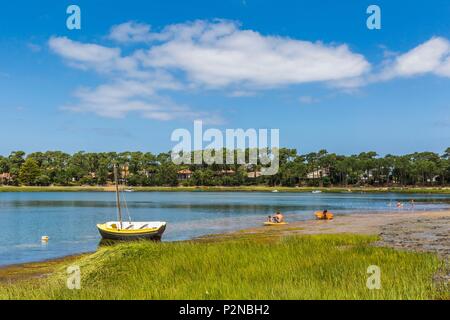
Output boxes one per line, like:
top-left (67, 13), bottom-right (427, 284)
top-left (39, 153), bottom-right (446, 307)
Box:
top-left (0, 148), bottom-right (449, 187)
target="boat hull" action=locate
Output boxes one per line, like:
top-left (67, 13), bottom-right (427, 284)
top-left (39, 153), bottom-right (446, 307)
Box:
top-left (264, 222), bottom-right (288, 226)
top-left (97, 224), bottom-right (166, 241)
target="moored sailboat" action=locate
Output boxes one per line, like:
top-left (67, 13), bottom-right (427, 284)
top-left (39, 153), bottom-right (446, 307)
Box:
top-left (97, 164), bottom-right (166, 241)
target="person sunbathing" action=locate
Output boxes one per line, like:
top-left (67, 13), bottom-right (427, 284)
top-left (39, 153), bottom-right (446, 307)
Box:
top-left (273, 211), bottom-right (285, 223)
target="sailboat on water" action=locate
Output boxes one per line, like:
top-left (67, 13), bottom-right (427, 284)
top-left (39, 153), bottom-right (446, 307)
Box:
top-left (97, 164), bottom-right (167, 241)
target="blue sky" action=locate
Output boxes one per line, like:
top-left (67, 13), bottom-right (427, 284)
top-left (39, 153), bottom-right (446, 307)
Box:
top-left (0, 0), bottom-right (449, 155)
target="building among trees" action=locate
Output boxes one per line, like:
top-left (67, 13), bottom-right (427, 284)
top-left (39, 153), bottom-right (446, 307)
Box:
top-left (0, 148), bottom-right (449, 187)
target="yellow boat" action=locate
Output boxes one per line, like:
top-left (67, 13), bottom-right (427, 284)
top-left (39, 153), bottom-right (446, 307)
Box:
top-left (97, 164), bottom-right (167, 241)
top-left (264, 221), bottom-right (288, 226)
top-left (97, 221), bottom-right (166, 241)
top-left (314, 211), bottom-right (334, 220)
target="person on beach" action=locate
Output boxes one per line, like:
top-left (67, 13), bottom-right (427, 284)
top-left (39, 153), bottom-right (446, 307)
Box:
top-left (322, 209), bottom-right (328, 219)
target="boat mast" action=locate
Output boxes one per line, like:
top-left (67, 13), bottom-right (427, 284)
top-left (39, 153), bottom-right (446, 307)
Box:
top-left (114, 164), bottom-right (123, 229)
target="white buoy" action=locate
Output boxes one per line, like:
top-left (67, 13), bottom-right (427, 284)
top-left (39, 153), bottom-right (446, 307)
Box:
top-left (41, 236), bottom-right (49, 242)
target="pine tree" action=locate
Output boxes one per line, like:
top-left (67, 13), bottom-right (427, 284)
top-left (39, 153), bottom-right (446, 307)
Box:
top-left (18, 158), bottom-right (40, 186)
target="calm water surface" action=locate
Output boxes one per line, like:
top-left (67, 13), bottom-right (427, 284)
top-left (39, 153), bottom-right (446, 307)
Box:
top-left (1, 191), bottom-right (449, 266)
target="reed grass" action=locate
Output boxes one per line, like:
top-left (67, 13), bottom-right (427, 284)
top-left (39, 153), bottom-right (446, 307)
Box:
top-left (0, 234), bottom-right (446, 300)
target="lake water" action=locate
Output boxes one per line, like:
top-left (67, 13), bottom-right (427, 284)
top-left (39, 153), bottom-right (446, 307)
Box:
top-left (1, 191), bottom-right (449, 266)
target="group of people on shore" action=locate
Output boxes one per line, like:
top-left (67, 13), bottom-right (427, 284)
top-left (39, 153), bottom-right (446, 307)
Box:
top-left (267, 209), bottom-right (332, 224)
top-left (267, 199), bottom-right (418, 224)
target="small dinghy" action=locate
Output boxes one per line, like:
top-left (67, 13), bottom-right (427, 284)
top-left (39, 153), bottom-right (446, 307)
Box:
top-left (97, 164), bottom-right (167, 241)
top-left (314, 211), bottom-right (334, 220)
top-left (264, 222), bottom-right (288, 226)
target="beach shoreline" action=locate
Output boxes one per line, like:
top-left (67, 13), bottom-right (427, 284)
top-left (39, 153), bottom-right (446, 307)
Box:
top-left (1, 185), bottom-right (450, 194)
top-left (200, 210), bottom-right (450, 256)
top-left (1, 209), bottom-right (448, 284)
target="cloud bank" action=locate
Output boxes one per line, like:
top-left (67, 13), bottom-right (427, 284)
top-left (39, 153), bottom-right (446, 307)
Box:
top-left (133, 20), bottom-right (370, 87)
top-left (49, 19), bottom-right (450, 121)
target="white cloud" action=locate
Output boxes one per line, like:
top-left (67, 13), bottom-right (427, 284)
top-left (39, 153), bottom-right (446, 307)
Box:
top-left (49, 37), bottom-right (205, 121)
top-left (49, 36), bottom-right (145, 78)
top-left (63, 79), bottom-right (217, 122)
top-left (49, 19), bottom-right (450, 122)
top-left (50, 20), bottom-right (372, 122)
top-left (108, 21), bottom-right (168, 43)
top-left (133, 20), bottom-right (370, 87)
top-left (378, 37), bottom-right (450, 80)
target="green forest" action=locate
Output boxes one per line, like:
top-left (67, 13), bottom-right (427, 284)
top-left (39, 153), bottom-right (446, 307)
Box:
top-left (1, 148), bottom-right (449, 187)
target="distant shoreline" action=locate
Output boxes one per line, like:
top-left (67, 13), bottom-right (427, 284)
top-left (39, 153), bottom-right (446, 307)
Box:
top-left (1, 185), bottom-right (450, 194)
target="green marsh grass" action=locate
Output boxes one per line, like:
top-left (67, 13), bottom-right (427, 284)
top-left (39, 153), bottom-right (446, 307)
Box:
top-left (0, 234), bottom-right (446, 300)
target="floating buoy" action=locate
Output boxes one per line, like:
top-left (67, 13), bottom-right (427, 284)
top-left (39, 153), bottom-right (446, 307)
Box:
top-left (41, 236), bottom-right (49, 242)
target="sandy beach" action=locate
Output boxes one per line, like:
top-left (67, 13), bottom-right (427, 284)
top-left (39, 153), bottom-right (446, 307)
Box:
top-left (200, 210), bottom-right (450, 258)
